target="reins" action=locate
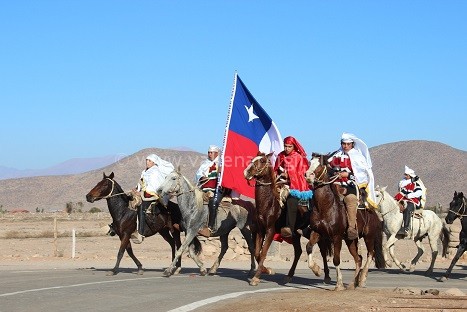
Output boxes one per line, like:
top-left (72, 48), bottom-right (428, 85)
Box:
top-left (376, 190), bottom-right (399, 218)
top-left (167, 172), bottom-right (196, 197)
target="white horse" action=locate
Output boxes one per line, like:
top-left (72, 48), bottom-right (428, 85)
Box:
top-left (375, 186), bottom-right (446, 274)
top-left (157, 170), bottom-right (256, 277)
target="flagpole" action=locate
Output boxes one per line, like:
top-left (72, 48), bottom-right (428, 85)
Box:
top-left (215, 71), bottom-right (237, 201)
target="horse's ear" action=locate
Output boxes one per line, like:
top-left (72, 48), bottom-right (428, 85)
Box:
top-left (109, 172), bottom-right (114, 179)
top-left (459, 192), bottom-right (463, 198)
top-left (381, 186), bottom-right (387, 192)
top-left (177, 165), bottom-right (181, 172)
top-left (266, 152), bottom-right (274, 158)
top-left (454, 191), bottom-right (458, 197)
top-left (103, 172), bottom-right (106, 179)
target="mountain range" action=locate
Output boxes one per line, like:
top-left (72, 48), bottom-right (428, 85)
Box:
top-left (0, 141), bottom-right (465, 212)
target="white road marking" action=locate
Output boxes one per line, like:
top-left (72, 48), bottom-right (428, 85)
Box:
top-left (0, 276), bottom-right (164, 297)
top-left (167, 286), bottom-right (315, 312)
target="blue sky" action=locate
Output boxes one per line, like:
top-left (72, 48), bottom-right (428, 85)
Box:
top-left (1, 1), bottom-right (466, 170)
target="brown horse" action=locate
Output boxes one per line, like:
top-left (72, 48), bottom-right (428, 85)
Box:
top-left (86, 172), bottom-right (201, 276)
top-left (244, 152), bottom-right (323, 286)
top-left (305, 154), bottom-right (363, 290)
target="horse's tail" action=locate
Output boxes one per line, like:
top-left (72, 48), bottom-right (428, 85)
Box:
top-left (190, 236), bottom-right (202, 256)
top-left (441, 224), bottom-right (450, 258)
top-left (373, 222), bottom-right (386, 269)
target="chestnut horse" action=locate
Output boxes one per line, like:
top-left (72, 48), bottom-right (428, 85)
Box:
top-left (86, 172), bottom-right (201, 275)
top-left (305, 154), bottom-right (364, 290)
top-left (243, 152), bottom-right (323, 286)
top-left (440, 191), bottom-right (466, 282)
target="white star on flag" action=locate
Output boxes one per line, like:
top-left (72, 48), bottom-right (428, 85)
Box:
top-left (244, 104), bottom-right (259, 122)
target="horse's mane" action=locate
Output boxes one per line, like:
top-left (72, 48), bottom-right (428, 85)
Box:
top-left (178, 171), bottom-right (205, 210)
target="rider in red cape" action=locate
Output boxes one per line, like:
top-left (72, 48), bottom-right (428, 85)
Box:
top-left (274, 136), bottom-right (312, 238)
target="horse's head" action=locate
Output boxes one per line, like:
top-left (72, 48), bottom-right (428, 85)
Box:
top-left (86, 172), bottom-right (116, 203)
top-left (305, 153), bottom-right (330, 185)
top-left (445, 191), bottom-right (466, 224)
top-left (244, 152), bottom-right (273, 181)
top-left (157, 170), bottom-right (182, 197)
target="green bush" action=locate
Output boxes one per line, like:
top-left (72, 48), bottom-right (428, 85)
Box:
top-left (89, 207), bottom-right (102, 213)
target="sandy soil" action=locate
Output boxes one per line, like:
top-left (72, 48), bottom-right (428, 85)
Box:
top-left (1, 212), bottom-right (465, 311)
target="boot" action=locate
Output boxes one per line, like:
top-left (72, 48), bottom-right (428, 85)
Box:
top-left (131, 232), bottom-right (144, 244)
top-left (344, 194), bottom-right (359, 240)
top-left (358, 187), bottom-right (368, 208)
top-left (166, 214), bottom-right (174, 233)
top-left (208, 198), bottom-right (218, 232)
top-left (281, 227), bottom-right (292, 238)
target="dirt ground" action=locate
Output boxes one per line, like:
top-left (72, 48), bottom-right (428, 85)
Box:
top-left (1, 212), bottom-right (465, 311)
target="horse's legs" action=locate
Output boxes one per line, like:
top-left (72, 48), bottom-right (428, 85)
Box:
top-left (251, 229), bottom-right (275, 286)
top-left (409, 237), bottom-right (425, 273)
top-left (284, 235), bottom-right (302, 284)
top-left (164, 230), bottom-right (206, 277)
top-left (187, 239), bottom-right (206, 275)
top-left (345, 238), bottom-right (361, 290)
top-left (318, 239), bottom-right (331, 284)
top-left (385, 234), bottom-right (405, 270)
top-left (208, 233), bottom-right (228, 275)
top-left (158, 228), bottom-right (181, 272)
top-left (240, 227), bottom-right (257, 278)
top-left (439, 244), bottom-right (466, 282)
top-left (423, 233), bottom-right (440, 275)
top-left (359, 237), bottom-right (374, 288)
top-left (333, 238), bottom-right (345, 291)
top-left (108, 234), bottom-right (142, 276)
top-left (306, 232), bottom-right (322, 277)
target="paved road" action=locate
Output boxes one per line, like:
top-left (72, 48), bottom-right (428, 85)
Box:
top-left (0, 265), bottom-right (465, 312)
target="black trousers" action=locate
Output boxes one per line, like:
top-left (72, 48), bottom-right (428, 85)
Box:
top-left (138, 200), bottom-right (157, 235)
top-left (286, 196), bottom-right (299, 232)
top-left (208, 192), bottom-right (223, 229)
top-left (403, 202), bottom-right (415, 230)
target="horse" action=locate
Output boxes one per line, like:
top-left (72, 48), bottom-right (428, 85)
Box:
top-left (156, 170), bottom-right (257, 277)
top-left (374, 186), bottom-right (446, 275)
top-left (243, 152), bottom-right (319, 286)
top-left (304, 154), bottom-right (366, 291)
top-left (86, 172), bottom-right (201, 275)
top-left (439, 191), bottom-right (466, 282)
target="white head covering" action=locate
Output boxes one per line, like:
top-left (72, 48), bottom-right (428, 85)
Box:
top-left (341, 132), bottom-right (372, 167)
top-left (208, 145), bottom-right (220, 152)
top-left (341, 133), bottom-right (354, 143)
top-left (146, 154), bottom-right (175, 176)
top-left (404, 165), bottom-right (416, 177)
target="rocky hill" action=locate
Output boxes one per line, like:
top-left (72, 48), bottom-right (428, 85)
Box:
top-left (0, 141), bottom-right (465, 212)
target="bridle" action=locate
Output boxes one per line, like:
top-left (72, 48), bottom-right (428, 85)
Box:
top-left (94, 178), bottom-right (126, 200)
top-left (312, 164), bottom-right (339, 187)
top-left (246, 156), bottom-right (273, 187)
top-left (448, 196), bottom-right (467, 220)
top-left (374, 189), bottom-right (401, 217)
top-left (165, 172), bottom-right (196, 197)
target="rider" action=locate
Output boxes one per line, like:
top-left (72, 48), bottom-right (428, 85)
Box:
top-left (195, 145), bottom-right (223, 236)
top-left (394, 165), bottom-right (425, 236)
top-left (327, 133), bottom-right (376, 240)
top-left (274, 136), bottom-right (312, 238)
top-left (132, 153), bottom-right (175, 244)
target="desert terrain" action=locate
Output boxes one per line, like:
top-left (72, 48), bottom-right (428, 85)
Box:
top-left (1, 212), bottom-right (465, 311)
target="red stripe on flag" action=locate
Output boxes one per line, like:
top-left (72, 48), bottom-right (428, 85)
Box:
top-left (221, 130), bottom-right (258, 198)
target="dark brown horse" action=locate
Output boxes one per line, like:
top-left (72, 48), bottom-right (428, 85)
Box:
top-left (440, 191), bottom-right (466, 282)
top-left (86, 172), bottom-right (201, 276)
top-left (305, 154), bottom-right (363, 290)
top-left (244, 152), bottom-right (320, 286)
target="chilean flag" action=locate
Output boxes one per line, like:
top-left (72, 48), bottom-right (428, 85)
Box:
top-left (219, 73), bottom-right (283, 198)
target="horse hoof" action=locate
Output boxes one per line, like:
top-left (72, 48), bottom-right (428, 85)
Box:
top-left (283, 276), bottom-right (292, 284)
top-left (174, 267), bottom-right (182, 275)
top-left (208, 269), bottom-right (217, 276)
top-left (334, 285), bottom-right (345, 291)
top-left (200, 269), bottom-right (207, 276)
top-left (438, 276), bottom-right (448, 282)
top-left (249, 277), bottom-right (260, 286)
top-left (106, 271), bottom-right (117, 276)
top-left (346, 283), bottom-right (356, 290)
top-left (137, 269), bottom-right (144, 275)
top-left (267, 268), bottom-right (275, 275)
top-left (324, 276), bottom-right (332, 284)
top-left (163, 269), bottom-right (172, 277)
top-left (310, 263), bottom-right (322, 277)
